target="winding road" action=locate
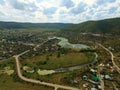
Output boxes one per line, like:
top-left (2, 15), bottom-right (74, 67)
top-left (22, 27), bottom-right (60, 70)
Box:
top-left (98, 43), bottom-right (120, 74)
top-left (12, 40), bottom-right (106, 90)
top-left (97, 43), bottom-right (120, 90)
top-left (13, 51), bottom-right (79, 90)
top-left (13, 38), bottom-right (81, 90)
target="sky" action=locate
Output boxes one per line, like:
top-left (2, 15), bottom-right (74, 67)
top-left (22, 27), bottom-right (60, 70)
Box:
top-left (0, 0), bottom-right (120, 23)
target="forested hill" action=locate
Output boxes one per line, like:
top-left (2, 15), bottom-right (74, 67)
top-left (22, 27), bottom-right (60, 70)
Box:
top-left (0, 17), bottom-right (120, 34)
top-left (0, 21), bottom-right (72, 30)
top-left (61, 17), bottom-right (120, 34)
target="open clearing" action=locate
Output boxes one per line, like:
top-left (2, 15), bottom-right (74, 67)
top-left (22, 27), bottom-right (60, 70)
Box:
top-left (21, 52), bottom-right (94, 70)
top-left (0, 74), bottom-right (54, 90)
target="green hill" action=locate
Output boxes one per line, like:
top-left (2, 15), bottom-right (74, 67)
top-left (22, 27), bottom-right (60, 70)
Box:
top-left (61, 17), bottom-right (120, 34)
top-left (0, 18), bottom-right (119, 34)
top-left (0, 21), bottom-right (71, 30)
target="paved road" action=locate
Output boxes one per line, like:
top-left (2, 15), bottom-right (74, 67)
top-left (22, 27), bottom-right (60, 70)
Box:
top-left (98, 43), bottom-right (120, 74)
top-left (13, 49), bottom-right (79, 90)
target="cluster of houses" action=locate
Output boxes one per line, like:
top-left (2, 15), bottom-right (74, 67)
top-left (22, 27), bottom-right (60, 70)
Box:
top-left (81, 62), bottom-right (116, 90)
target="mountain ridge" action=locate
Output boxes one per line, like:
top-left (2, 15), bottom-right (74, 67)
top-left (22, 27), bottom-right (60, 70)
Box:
top-left (0, 17), bottom-right (120, 34)
top-left (0, 21), bottom-right (72, 29)
top-left (61, 17), bottom-right (120, 34)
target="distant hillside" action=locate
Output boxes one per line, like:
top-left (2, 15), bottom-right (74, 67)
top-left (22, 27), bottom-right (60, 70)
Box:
top-left (0, 21), bottom-right (72, 30)
top-left (61, 17), bottom-right (120, 34)
top-left (0, 18), bottom-right (119, 33)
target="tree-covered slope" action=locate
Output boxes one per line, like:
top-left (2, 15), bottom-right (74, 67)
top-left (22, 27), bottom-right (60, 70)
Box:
top-left (61, 17), bottom-right (120, 34)
top-left (0, 21), bottom-right (72, 29)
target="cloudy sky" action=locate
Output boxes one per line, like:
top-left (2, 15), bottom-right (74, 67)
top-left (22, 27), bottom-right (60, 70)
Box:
top-left (0, 0), bottom-right (120, 23)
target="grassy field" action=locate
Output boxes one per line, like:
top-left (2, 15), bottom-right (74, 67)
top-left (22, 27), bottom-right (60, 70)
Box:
top-left (0, 74), bottom-right (54, 90)
top-left (21, 52), bottom-right (95, 70)
top-left (22, 66), bottom-right (90, 88)
top-left (0, 59), bottom-right (54, 90)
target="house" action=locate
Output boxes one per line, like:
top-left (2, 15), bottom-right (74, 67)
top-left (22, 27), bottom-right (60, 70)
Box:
top-left (90, 69), bottom-right (97, 73)
top-left (99, 63), bottom-right (105, 67)
top-left (100, 74), bottom-right (104, 79)
top-left (105, 75), bottom-right (111, 80)
top-left (83, 83), bottom-right (88, 88)
top-left (98, 85), bottom-right (101, 89)
top-left (73, 79), bottom-right (78, 84)
top-left (83, 75), bottom-right (88, 80)
top-left (108, 47), bottom-right (114, 51)
top-left (92, 75), bottom-right (100, 82)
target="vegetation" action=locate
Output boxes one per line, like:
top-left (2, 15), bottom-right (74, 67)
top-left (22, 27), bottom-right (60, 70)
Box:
top-left (0, 58), bottom-right (54, 90)
top-left (0, 21), bottom-right (71, 29)
top-left (60, 17), bottom-right (120, 34)
top-left (21, 52), bottom-right (95, 70)
top-left (0, 74), bottom-right (54, 90)
top-left (0, 17), bottom-right (120, 90)
top-left (22, 66), bottom-right (90, 87)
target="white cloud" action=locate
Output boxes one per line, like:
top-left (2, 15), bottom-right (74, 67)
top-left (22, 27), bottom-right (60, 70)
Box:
top-left (34, 11), bottom-right (48, 22)
top-left (83, 0), bottom-right (96, 5)
top-left (0, 0), bottom-right (119, 23)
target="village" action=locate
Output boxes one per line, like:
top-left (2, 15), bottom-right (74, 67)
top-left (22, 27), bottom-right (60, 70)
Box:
top-left (0, 25), bottom-right (120, 90)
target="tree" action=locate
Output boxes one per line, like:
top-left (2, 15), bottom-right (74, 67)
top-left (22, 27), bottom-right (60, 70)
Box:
top-left (46, 54), bottom-right (49, 60)
top-left (57, 51), bottom-right (61, 58)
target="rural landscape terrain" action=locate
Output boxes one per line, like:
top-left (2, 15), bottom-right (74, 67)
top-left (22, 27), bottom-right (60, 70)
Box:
top-left (0, 17), bottom-right (120, 90)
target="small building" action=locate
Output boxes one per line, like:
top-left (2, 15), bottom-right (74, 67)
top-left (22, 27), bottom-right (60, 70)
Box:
top-left (92, 75), bottom-right (100, 82)
top-left (105, 75), bottom-right (111, 80)
top-left (108, 47), bottom-right (114, 51)
top-left (99, 63), bottom-right (105, 67)
top-left (98, 85), bottom-right (101, 89)
top-left (83, 83), bottom-right (88, 88)
top-left (100, 74), bottom-right (104, 79)
top-left (73, 79), bottom-right (78, 84)
top-left (83, 75), bottom-right (88, 80)
top-left (90, 69), bottom-right (97, 73)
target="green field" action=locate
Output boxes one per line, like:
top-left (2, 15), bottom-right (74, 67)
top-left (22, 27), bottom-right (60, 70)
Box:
top-left (21, 52), bottom-right (95, 70)
top-left (0, 59), bottom-right (54, 90)
top-left (0, 74), bottom-right (54, 90)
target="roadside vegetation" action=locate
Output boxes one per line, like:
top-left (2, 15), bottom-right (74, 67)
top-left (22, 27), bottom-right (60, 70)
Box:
top-left (0, 58), bottom-right (54, 90)
top-left (21, 52), bottom-right (95, 70)
top-left (0, 17), bottom-right (120, 90)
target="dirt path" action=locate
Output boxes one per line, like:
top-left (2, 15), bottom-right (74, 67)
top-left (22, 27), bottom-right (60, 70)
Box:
top-left (13, 46), bottom-right (79, 90)
top-left (98, 43), bottom-right (120, 74)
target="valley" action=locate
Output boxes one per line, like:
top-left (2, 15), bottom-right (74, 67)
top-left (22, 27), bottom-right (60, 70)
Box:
top-left (0, 18), bottom-right (120, 90)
